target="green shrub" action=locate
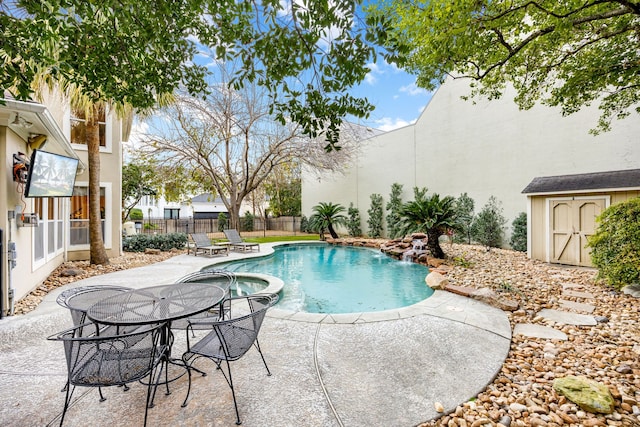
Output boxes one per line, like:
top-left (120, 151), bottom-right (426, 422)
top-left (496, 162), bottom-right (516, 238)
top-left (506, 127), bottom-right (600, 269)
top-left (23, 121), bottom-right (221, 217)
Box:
top-left (386, 183), bottom-right (404, 238)
top-left (510, 212), bottom-right (527, 252)
top-left (300, 215), bottom-right (309, 233)
top-left (454, 193), bottom-right (475, 244)
top-left (347, 203), bottom-right (362, 237)
top-left (217, 212), bottom-right (228, 232)
top-left (129, 208), bottom-right (143, 221)
top-left (143, 222), bottom-right (160, 230)
top-left (588, 197), bottom-right (640, 290)
top-left (367, 193), bottom-right (384, 238)
top-left (242, 211), bottom-right (255, 232)
top-left (123, 233), bottom-right (188, 252)
top-left (472, 196), bottom-right (506, 249)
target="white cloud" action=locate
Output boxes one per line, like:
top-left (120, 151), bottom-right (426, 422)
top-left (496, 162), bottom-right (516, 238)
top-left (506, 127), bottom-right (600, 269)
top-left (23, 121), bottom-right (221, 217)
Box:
top-left (374, 117), bottom-right (414, 132)
top-left (364, 62), bottom-right (382, 85)
top-left (399, 82), bottom-right (428, 96)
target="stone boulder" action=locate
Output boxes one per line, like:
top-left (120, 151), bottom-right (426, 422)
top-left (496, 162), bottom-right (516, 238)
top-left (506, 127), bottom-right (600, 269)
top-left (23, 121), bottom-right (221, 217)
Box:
top-left (470, 288), bottom-right (519, 311)
top-left (622, 283), bottom-right (640, 298)
top-left (553, 376), bottom-right (615, 414)
top-left (425, 271), bottom-right (449, 290)
top-left (144, 248), bottom-right (161, 255)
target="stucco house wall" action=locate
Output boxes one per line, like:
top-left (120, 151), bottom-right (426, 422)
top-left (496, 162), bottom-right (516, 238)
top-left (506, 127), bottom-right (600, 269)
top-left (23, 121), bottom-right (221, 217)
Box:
top-left (1, 95), bottom-right (125, 316)
top-left (302, 77), bottom-right (640, 244)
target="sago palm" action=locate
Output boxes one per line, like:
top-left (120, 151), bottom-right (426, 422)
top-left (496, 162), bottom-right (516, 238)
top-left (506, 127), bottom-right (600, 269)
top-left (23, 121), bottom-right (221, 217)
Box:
top-left (398, 193), bottom-right (459, 259)
top-left (309, 202), bottom-right (347, 240)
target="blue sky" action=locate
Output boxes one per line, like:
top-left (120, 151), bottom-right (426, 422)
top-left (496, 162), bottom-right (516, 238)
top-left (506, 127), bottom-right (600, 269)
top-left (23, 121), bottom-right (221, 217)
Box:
top-left (350, 58), bottom-right (434, 131)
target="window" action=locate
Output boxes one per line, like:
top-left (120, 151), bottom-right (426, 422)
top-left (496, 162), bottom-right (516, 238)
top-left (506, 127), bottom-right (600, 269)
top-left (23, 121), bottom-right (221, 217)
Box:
top-left (70, 186), bottom-right (106, 246)
top-left (71, 107), bottom-right (107, 147)
top-left (33, 198), bottom-right (64, 267)
top-left (164, 208), bottom-right (180, 219)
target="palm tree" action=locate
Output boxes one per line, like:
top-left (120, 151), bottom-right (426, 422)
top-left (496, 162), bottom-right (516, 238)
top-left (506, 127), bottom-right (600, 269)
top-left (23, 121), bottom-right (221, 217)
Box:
top-left (309, 202), bottom-right (347, 240)
top-left (398, 193), bottom-right (459, 259)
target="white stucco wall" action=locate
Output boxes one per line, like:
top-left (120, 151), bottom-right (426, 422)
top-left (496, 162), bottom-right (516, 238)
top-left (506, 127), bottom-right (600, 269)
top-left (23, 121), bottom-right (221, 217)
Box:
top-left (302, 77), bottom-right (640, 241)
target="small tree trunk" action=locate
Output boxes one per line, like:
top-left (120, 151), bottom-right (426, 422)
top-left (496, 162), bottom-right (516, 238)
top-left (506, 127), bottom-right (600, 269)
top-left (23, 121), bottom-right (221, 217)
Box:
top-left (328, 223), bottom-right (339, 239)
top-left (87, 105), bottom-right (109, 265)
top-left (427, 230), bottom-right (445, 259)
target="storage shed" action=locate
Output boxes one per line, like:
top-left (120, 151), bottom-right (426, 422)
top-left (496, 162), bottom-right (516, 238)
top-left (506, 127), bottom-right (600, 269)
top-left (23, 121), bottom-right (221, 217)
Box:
top-left (522, 169), bottom-right (640, 267)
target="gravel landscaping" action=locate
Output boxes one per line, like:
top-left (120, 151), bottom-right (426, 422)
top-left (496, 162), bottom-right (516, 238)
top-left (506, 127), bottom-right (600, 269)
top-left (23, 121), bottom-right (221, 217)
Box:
top-left (11, 243), bottom-right (640, 426)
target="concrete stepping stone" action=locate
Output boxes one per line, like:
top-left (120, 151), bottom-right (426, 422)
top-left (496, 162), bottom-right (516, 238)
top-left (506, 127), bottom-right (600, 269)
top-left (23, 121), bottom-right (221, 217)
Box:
top-left (563, 289), bottom-right (595, 299)
top-left (563, 282), bottom-right (586, 290)
top-left (538, 308), bottom-right (597, 326)
top-left (514, 324), bottom-right (568, 340)
top-left (559, 299), bottom-right (596, 314)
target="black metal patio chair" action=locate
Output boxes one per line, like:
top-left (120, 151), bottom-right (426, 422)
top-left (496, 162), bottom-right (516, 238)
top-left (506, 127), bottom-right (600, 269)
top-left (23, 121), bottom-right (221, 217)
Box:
top-left (48, 322), bottom-right (167, 427)
top-left (181, 293), bottom-right (279, 425)
top-left (56, 285), bottom-right (133, 330)
top-left (171, 270), bottom-right (236, 343)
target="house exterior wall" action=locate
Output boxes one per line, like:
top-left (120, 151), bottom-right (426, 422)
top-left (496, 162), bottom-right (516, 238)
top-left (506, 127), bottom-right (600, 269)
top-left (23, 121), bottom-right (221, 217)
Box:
top-left (1, 95), bottom-right (123, 314)
top-left (528, 190), bottom-right (640, 263)
top-left (65, 108), bottom-right (123, 261)
top-left (302, 77), bottom-right (640, 243)
top-left (1, 102), bottom-right (76, 312)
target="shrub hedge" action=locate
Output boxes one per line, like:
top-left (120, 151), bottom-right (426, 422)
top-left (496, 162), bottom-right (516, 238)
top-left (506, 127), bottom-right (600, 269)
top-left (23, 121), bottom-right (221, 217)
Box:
top-left (123, 232), bottom-right (188, 252)
top-left (588, 197), bottom-right (640, 290)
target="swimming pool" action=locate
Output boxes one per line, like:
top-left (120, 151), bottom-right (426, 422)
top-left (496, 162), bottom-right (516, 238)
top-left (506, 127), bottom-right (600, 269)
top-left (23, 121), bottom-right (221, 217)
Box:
top-left (212, 243), bottom-right (433, 314)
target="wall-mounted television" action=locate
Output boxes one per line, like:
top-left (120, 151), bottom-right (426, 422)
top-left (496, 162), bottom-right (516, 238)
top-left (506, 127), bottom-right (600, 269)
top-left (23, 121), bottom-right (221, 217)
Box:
top-left (25, 150), bottom-right (79, 198)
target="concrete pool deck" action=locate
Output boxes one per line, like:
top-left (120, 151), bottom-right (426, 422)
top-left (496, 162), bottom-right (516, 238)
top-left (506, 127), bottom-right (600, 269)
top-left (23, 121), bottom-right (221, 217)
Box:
top-left (0, 242), bottom-right (511, 427)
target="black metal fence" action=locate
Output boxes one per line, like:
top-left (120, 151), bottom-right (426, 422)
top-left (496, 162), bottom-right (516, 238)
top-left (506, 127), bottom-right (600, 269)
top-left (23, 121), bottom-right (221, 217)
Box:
top-left (133, 216), bottom-right (303, 237)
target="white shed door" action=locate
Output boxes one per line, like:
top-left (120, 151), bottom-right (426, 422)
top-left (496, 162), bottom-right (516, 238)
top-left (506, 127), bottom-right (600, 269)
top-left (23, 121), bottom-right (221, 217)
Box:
top-left (549, 198), bottom-right (606, 267)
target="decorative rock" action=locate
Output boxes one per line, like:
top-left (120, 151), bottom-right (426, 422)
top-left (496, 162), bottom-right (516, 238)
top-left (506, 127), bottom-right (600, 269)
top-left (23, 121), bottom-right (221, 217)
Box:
top-left (426, 271), bottom-right (450, 290)
top-left (435, 402), bottom-right (445, 412)
top-left (553, 376), bottom-right (615, 414)
top-left (60, 269), bottom-right (84, 277)
top-left (470, 287), bottom-right (519, 311)
top-left (615, 364), bottom-right (632, 374)
top-left (509, 402), bottom-right (528, 412)
top-left (594, 316), bottom-right (609, 323)
top-left (144, 248), bottom-right (161, 255)
top-left (497, 415), bottom-right (511, 427)
top-left (621, 283), bottom-right (640, 297)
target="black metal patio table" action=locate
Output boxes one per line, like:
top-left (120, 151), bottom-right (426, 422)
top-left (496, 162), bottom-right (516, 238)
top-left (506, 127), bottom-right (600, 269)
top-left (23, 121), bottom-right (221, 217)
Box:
top-left (86, 282), bottom-right (226, 405)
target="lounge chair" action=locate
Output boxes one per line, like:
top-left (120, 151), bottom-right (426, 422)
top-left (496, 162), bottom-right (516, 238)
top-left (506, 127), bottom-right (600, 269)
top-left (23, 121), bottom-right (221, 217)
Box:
top-left (223, 229), bottom-right (260, 252)
top-left (189, 233), bottom-right (229, 256)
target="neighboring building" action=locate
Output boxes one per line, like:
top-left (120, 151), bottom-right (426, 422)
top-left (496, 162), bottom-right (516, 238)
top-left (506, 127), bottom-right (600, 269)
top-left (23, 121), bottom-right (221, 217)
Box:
top-left (132, 193), bottom-right (260, 221)
top-left (301, 77), bottom-right (640, 266)
top-left (190, 194), bottom-right (229, 219)
top-left (1, 92), bottom-right (127, 316)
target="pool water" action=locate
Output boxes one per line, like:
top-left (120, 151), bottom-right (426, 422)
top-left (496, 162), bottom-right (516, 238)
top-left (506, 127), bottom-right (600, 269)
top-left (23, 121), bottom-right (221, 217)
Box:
top-left (214, 243), bottom-right (433, 314)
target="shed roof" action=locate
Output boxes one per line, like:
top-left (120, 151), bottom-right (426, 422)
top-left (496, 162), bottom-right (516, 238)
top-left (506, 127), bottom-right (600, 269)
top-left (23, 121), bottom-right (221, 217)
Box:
top-left (522, 169), bottom-right (640, 194)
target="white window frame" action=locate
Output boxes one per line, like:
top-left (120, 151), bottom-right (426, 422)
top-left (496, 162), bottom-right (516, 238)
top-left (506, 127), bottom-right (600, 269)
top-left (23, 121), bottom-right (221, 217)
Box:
top-left (32, 197), bottom-right (66, 270)
top-left (64, 106), bottom-right (113, 154)
top-left (69, 181), bottom-right (113, 250)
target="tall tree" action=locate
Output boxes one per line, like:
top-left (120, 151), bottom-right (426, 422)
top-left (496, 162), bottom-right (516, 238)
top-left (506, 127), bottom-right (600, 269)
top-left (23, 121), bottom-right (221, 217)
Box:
top-left (2, 0), bottom-right (377, 263)
top-left (367, 1), bottom-right (640, 134)
top-left (2, 0), bottom-right (376, 146)
top-left (144, 63), bottom-right (358, 229)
